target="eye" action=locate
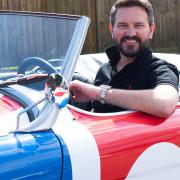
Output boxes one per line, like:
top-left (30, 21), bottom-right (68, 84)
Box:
top-left (135, 23), bottom-right (145, 28)
top-left (116, 23), bottom-right (128, 28)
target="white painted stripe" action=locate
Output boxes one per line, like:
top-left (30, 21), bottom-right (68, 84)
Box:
top-left (53, 107), bottom-right (100, 180)
top-left (67, 104), bottom-right (135, 117)
top-left (127, 142), bottom-right (180, 180)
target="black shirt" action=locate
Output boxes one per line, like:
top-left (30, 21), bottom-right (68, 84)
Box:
top-left (92, 46), bottom-right (179, 113)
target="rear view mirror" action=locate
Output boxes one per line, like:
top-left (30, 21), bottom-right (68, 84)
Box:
top-left (45, 73), bottom-right (69, 109)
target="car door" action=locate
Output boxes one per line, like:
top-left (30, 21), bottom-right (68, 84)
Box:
top-left (0, 130), bottom-right (62, 179)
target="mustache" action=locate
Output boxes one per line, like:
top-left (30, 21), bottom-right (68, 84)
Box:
top-left (121, 36), bottom-right (141, 43)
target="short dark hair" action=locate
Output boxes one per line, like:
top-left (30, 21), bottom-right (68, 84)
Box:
top-left (110, 0), bottom-right (154, 26)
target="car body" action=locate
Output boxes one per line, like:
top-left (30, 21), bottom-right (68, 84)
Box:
top-left (0, 11), bottom-right (180, 180)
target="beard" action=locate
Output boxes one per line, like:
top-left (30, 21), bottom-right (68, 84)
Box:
top-left (114, 36), bottom-right (150, 58)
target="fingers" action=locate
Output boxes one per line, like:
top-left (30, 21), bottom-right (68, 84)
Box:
top-left (69, 80), bottom-right (81, 101)
top-left (69, 80), bottom-right (81, 90)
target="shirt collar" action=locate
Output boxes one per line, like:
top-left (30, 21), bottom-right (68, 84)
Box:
top-left (105, 46), bottom-right (153, 67)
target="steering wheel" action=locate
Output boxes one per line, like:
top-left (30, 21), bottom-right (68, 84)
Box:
top-left (18, 57), bottom-right (58, 74)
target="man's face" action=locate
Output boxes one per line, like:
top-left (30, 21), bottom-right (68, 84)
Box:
top-left (110, 6), bottom-right (155, 57)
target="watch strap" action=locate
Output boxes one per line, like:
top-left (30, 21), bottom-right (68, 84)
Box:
top-left (100, 85), bottom-right (111, 104)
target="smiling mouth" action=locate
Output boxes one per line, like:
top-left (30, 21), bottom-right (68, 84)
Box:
top-left (123, 39), bottom-right (140, 47)
top-left (121, 36), bottom-right (141, 44)
top-left (124, 39), bottom-right (138, 43)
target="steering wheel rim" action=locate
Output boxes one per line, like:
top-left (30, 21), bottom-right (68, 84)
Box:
top-left (18, 57), bottom-right (58, 74)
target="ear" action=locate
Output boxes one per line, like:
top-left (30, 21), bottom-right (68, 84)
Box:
top-left (109, 23), bottom-right (114, 39)
top-left (149, 23), bottom-right (155, 39)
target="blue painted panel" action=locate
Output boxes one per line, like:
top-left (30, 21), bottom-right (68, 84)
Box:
top-left (0, 130), bottom-right (62, 179)
top-left (55, 134), bottom-right (72, 180)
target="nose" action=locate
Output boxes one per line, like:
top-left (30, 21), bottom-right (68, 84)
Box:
top-left (125, 28), bottom-right (136, 37)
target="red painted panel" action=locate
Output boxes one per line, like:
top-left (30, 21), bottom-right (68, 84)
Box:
top-left (0, 95), bottom-right (21, 112)
top-left (70, 106), bottom-right (180, 179)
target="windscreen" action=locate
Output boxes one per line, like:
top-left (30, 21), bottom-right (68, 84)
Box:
top-left (0, 12), bottom-right (78, 73)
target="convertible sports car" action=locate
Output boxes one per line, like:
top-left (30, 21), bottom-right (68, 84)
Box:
top-left (0, 11), bottom-right (180, 180)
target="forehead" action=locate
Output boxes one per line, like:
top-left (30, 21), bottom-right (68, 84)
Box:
top-left (115, 6), bottom-right (149, 23)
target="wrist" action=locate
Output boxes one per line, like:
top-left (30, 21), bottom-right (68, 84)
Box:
top-left (93, 86), bottom-right (101, 100)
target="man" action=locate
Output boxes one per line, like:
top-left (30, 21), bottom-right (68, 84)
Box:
top-left (69, 0), bottom-right (179, 117)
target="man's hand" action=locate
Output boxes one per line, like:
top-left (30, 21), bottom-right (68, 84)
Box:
top-left (69, 80), bottom-right (100, 102)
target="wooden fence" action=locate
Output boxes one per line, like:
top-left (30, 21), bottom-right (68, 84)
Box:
top-left (0, 0), bottom-right (179, 54)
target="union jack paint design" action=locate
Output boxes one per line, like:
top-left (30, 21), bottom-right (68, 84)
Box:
top-left (2, 93), bottom-right (180, 179)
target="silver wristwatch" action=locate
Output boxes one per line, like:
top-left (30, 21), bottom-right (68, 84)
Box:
top-left (100, 85), bottom-right (111, 104)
